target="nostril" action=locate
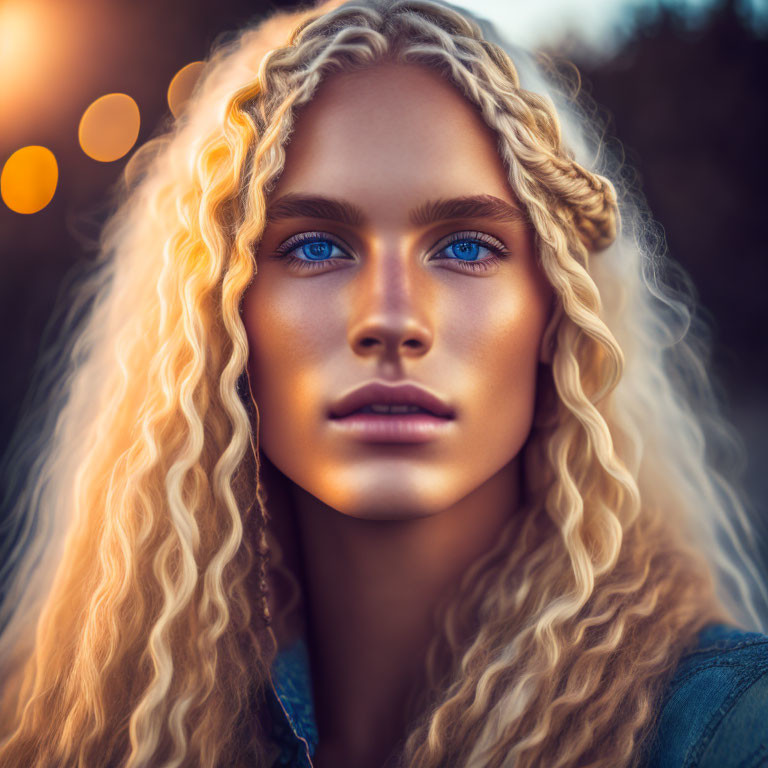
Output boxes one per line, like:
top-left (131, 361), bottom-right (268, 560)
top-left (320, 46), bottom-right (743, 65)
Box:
top-left (349, 321), bottom-right (433, 358)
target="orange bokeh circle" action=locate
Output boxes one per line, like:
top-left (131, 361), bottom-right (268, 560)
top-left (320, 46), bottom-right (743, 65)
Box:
top-left (79, 93), bottom-right (140, 162)
top-left (1, 145), bottom-right (58, 214)
top-left (167, 61), bottom-right (204, 118)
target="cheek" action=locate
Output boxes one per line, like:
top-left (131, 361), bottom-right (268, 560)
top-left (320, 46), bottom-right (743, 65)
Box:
top-left (245, 278), bottom-right (332, 371)
top-left (242, 279), bottom-right (341, 441)
top-left (246, 279), bottom-right (326, 353)
top-left (444, 277), bottom-right (549, 450)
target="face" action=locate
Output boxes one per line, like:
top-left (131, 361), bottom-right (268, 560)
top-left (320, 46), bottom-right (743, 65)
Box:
top-left (243, 62), bottom-right (553, 520)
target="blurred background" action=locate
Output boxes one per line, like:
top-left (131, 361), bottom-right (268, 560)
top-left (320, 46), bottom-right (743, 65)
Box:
top-left (0, 0), bottom-right (766, 547)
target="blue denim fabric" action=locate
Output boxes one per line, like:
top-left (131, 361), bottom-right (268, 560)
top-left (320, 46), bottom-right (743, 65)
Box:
top-left (645, 624), bottom-right (768, 768)
top-left (266, 624), bottom-right (768, 767)
top-left (266, 638), bottom-right (318, 767)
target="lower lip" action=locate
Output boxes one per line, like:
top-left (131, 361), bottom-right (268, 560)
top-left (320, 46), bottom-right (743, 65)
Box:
top-left (328, 413), bottom-right (455, 443)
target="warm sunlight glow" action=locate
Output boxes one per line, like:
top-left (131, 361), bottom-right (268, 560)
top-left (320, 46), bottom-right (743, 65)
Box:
top-left (0, 2), bottom-right (33, 75)
top-left (167, 61), bottom-right (205, 118)
top-left (0, 0), bottom-right (50, 122)
top-left (78, 93), bottom-right (140, 162)
top-left (1, 145), bottom-right (58, 214)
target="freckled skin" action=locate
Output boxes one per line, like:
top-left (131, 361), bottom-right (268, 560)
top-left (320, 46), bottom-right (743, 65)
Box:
top-left (244, 63), bottom-right (552, 521)
top-left (242, 63), bottom-right (553, 768)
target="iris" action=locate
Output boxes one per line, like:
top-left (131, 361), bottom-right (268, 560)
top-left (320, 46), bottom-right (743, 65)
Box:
top-left (302, 241), bottom-right (333, 260)
top-left (450, 241), bottom-right (480, 261)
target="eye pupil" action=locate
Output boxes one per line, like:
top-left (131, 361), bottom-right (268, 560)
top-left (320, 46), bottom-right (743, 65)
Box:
top-left (451, 241), bottom-right (479, 261)
top-left (303, 241), bottom-right (332, 260)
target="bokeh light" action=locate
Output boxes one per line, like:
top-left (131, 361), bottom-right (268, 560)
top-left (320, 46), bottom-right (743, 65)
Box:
top-left (0, 0), bottom-right (84, 142)
top-left (1, 145), bottom-right (58, 214)
top-left (78, 93), bottom-right (140, 162)
top-left (0, 1), bottom-right (43, 117)
top-left (0, 2), bottom-right (33, 77)
top-left (167, 61), bottom-right (204, 118)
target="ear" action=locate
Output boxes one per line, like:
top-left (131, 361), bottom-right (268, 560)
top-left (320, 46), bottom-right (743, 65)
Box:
top-left (538, 298), bottom-right (562, 365)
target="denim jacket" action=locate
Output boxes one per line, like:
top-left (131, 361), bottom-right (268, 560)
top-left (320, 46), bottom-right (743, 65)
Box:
top-left (264, 624), bottom-right (768, 767)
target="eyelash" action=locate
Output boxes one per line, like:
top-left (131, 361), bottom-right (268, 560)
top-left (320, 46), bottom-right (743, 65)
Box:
top-left (271, 230), bottom-right (511, 273)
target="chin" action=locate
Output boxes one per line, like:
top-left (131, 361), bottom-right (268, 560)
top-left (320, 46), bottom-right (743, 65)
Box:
top-left (313, 466), bottom-right (469, 521)
top-left (333, 500), bottom-right (445, 522)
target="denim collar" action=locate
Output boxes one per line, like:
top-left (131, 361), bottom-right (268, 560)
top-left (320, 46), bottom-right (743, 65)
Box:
top-left (266, 637), bottom-right (318, 767)
top-left (263, 623), bottom-right (750, 767)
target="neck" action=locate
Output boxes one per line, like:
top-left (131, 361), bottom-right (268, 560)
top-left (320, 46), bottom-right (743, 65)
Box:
top-left (288, 459), bottom-right (521, 768)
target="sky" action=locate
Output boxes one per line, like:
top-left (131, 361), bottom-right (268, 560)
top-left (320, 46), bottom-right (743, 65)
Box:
top-left (465, 0), bottom-right (767, 52)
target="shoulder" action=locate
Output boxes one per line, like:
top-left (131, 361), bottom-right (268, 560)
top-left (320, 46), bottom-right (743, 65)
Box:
top-left (645, 624), bottom-right (768, 768)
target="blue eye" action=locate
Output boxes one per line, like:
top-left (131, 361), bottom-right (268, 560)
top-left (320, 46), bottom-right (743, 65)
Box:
top-left (446, 240), bottom-right (481, 261)
top-left (273, 232), bottom-right (351, 270)
top-left (432, 232), bottom-right (510, 271)
top-left (296, 238), bottom-right (343, 261)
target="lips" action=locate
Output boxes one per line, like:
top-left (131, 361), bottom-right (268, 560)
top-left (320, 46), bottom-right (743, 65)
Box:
top-left (328, 381), bottom-right (455, 420)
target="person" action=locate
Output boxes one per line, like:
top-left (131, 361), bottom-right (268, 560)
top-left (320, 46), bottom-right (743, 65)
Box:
top-left (0, 0), bottom-right (766, 766)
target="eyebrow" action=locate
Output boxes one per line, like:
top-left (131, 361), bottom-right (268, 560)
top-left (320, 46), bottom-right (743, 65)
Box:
top-left (410, 195), bottom-right (527, 227)
top-left (267, 194), bottom-right (366, 226)
top-left (266, 193), bottom-right (527, 228)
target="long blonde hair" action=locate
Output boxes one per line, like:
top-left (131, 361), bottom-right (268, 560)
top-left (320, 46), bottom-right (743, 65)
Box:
top-left (1, 1), bottom-right (765, 766)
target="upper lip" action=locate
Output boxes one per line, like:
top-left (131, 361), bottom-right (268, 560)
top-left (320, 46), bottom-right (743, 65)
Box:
top-left (329, 381), bottom-right (456, 419)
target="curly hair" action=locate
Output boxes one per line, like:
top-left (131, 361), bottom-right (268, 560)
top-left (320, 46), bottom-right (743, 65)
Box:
top-left (0, 1), bottom-right (765, 766)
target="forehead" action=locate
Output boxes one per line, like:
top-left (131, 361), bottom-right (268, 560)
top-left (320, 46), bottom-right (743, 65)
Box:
top-left (272, 61), bottom-right (516, 214)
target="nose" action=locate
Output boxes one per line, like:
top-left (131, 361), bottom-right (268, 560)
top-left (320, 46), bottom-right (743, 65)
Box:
top-left (347, 246), bottom-right (434, 360)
